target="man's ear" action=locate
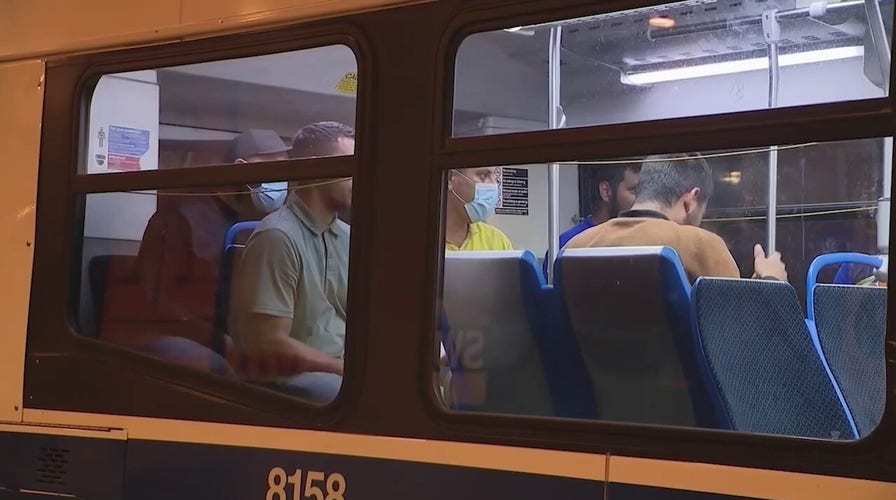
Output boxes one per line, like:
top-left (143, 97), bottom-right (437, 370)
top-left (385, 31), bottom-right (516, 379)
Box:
top-left (598, 181), bottom-right (612, 202)
top-left (683, 187), bottom-right (701, 213)
top-left (447, 171), bottom-right (456, 190)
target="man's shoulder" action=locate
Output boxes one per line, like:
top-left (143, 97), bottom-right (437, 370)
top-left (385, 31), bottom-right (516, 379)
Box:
top-left (255, 207), bottom-right (302, 236)
top-left (559, 220), bottom-right (591, 246)
top-left (677, 224), bottom-right (727, 245)
top-left (471, 222), bottom-right (512, 250)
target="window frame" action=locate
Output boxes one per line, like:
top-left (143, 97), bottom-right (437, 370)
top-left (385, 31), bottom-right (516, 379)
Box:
top-left (27, 24), bottom-right (373, 427)
top-left (424, 0), bottom-right (896, 481)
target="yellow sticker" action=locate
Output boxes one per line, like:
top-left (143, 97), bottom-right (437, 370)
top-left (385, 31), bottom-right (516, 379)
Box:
top-left (335, 72), bottom-right (358, 94)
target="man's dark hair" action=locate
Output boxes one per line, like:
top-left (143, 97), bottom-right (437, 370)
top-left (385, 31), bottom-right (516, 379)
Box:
top-left (592, 163), bottom-right (642, 195)
top-left (634, 154), bottom-right (713, 206)
top-left (291, 121), bottom-right (355, 158)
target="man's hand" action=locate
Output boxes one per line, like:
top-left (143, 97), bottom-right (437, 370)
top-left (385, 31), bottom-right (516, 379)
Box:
top-left (752, 244), bottom-right (787, 281)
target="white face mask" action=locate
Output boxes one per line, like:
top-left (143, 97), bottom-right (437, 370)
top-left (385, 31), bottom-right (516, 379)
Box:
top-left (250, 182), bottom-right (288, 213)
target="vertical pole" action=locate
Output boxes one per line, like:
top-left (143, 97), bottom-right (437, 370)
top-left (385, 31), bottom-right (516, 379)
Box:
top-left (878, 137), bottom-right (892, 254)
top-left (547, 26), bottom-right (563, 283)
top-left (763, 10), bottom-right (781, 253)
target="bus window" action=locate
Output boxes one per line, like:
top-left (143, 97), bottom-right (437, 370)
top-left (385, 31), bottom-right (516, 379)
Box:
top-left (452, 0), bottom-right (893, 137)
top-left (79, 175), bottom-right (354, 404)
top-left (76, 43), bottom-right (360, 406)
top-left (83, 44), bottom-right (357, 173)
top-left (435, 138), bottom-right (889, 440)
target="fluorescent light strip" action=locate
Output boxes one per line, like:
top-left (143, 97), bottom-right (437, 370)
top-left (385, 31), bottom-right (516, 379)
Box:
top-left (622, 46), bottom-right (865, 85)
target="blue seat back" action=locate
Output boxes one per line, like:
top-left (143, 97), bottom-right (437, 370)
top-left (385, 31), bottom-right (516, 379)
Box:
top-left (806, 252), bottom-right (882, 322)
top-left (211, 221), bottom-right (260, 354)
top-left (554, 246), bottom-right (720, 427)
top-left (441, 251), bottom-right (552, 416)
top-left (692, 278), bottom-right (857, 439)
top-left (225, 220), bottom-right (260, 248)
top-left (813, 284), bottom-right (887, 437)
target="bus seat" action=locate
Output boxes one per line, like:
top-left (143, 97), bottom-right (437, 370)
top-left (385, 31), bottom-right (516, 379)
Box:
top-left (554, 246), bottom-right (720, 427)
top-left (441, 250), bottom-right (553, 416)
top-left (534, 285), bottom-right (598, 419)
top-left (812, 284), bottom-right (886, 437)
top-left (806, 252), bottom-right (882, 322)
top-left (692, 278), bottom-right (857, 439)
top-left (225, 220), bottom-right (259, 248)
top-left (213, 244), bottom-right (246, 355)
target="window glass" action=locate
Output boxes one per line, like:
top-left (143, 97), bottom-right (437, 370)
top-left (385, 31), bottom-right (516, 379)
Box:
top-left (453, 0), bottom-right (893, 136)
top-left (83, 45), bottom-right (357, 173)
top-left (435, 138), bottom-right (888, 441)
top-left (78, 145), bottom-right (356, 404)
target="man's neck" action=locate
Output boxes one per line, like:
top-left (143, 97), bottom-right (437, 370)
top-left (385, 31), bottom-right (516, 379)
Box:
top-left (628, 202), bottom-right (673, 218)
top-left (295, 191), bottom-right (337, 226)
top-left (445, 206), bottom-right (471, 246)
top-left (590, 206), bottom-right (611, 226)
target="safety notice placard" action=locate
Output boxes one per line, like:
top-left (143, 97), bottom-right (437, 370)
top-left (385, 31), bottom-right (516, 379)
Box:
top-left (496, 167), bottom-right (529, 216)
top-left (107, 125), bottom-right (150, 171)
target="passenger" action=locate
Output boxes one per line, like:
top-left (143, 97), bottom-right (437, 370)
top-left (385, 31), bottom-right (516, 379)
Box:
top-left (445, 167), bottom-right (512, 251)
top-left (545, 163), bottom-right (640, 274)
top-left (102, 129), bottom-right (289, 348)
top-left (566, 154), bottom-right (787, 283)
top-left (230, 121), bottom-right (354, 403)
top-left (563, 164), bottom-right (641, 248)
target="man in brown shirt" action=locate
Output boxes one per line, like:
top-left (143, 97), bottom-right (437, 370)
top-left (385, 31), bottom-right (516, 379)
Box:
top-left (566, 154), bottom-right (787, 283)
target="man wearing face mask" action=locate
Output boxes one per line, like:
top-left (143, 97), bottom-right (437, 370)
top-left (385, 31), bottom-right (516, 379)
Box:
top-left (445, 167), bottom-right (512, 251)
top-left (230, 121), bottom-right (354, 403)
top-left (103, 130), bottom-right (289, 350)
top-left (566, 154), bottom-right (787, 283)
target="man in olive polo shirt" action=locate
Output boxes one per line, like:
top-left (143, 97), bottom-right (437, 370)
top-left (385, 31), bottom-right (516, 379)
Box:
top-left (230, 122), bottom-right (354, 403)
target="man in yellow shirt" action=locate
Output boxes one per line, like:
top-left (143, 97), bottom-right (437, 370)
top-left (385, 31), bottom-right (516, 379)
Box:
top-left (441, 167), bottom-right (512, 404)
top-left (445, 167), bottom-right (512, 251)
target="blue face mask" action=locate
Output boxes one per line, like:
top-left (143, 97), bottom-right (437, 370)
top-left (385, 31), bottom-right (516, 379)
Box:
top-left (251, 181), bottom-right (288, 213)
top-left (454, 181), bottom-right (499, 223)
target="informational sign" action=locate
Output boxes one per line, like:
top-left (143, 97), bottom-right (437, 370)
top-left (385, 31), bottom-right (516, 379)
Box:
top-left (107, 125), bottom-right (151, 171)
top-left (335, 72), bottom-right (358, 94)
top-left (85, 71), bottom-right (159, 241)
top-left (495, 167), bottom-right (529, 216)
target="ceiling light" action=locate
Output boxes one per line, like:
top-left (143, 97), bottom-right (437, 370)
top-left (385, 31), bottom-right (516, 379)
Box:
top-left (648, 16), bottom-right (676, 29)
top-left (622, 45), bottom-right (864, 85)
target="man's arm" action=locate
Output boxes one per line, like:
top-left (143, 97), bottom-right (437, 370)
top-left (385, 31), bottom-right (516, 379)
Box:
top-left (751, 244), bottom-right (788, 281)
top-left (243, 313), bottom-right (343, 376)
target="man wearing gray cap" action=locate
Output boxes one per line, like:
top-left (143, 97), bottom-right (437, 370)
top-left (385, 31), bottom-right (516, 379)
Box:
top-left (105, 130), bottom-right (290, 351)
top-left (230, 129), bottom-right (292, 216)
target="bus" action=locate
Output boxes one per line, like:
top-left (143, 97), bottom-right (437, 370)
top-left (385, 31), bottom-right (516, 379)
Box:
top-left (1, 0), bottom-right (894, 498)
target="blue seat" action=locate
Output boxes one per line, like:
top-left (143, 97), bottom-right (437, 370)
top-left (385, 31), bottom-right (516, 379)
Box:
top-left (441, 250), bottom-right (553, 416)
top-left (807, 253), bottom-right (886, 437)
top-left (225, 220), bottom-right (260, 248)
top-left (806, 252), bottom-right (882, 323)
top-left (692, 278), bottom-right (857, 439)
top-left (554, 246), bottom-right (721, 427)
top-left (211, 221), bottom-right (259, 354)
